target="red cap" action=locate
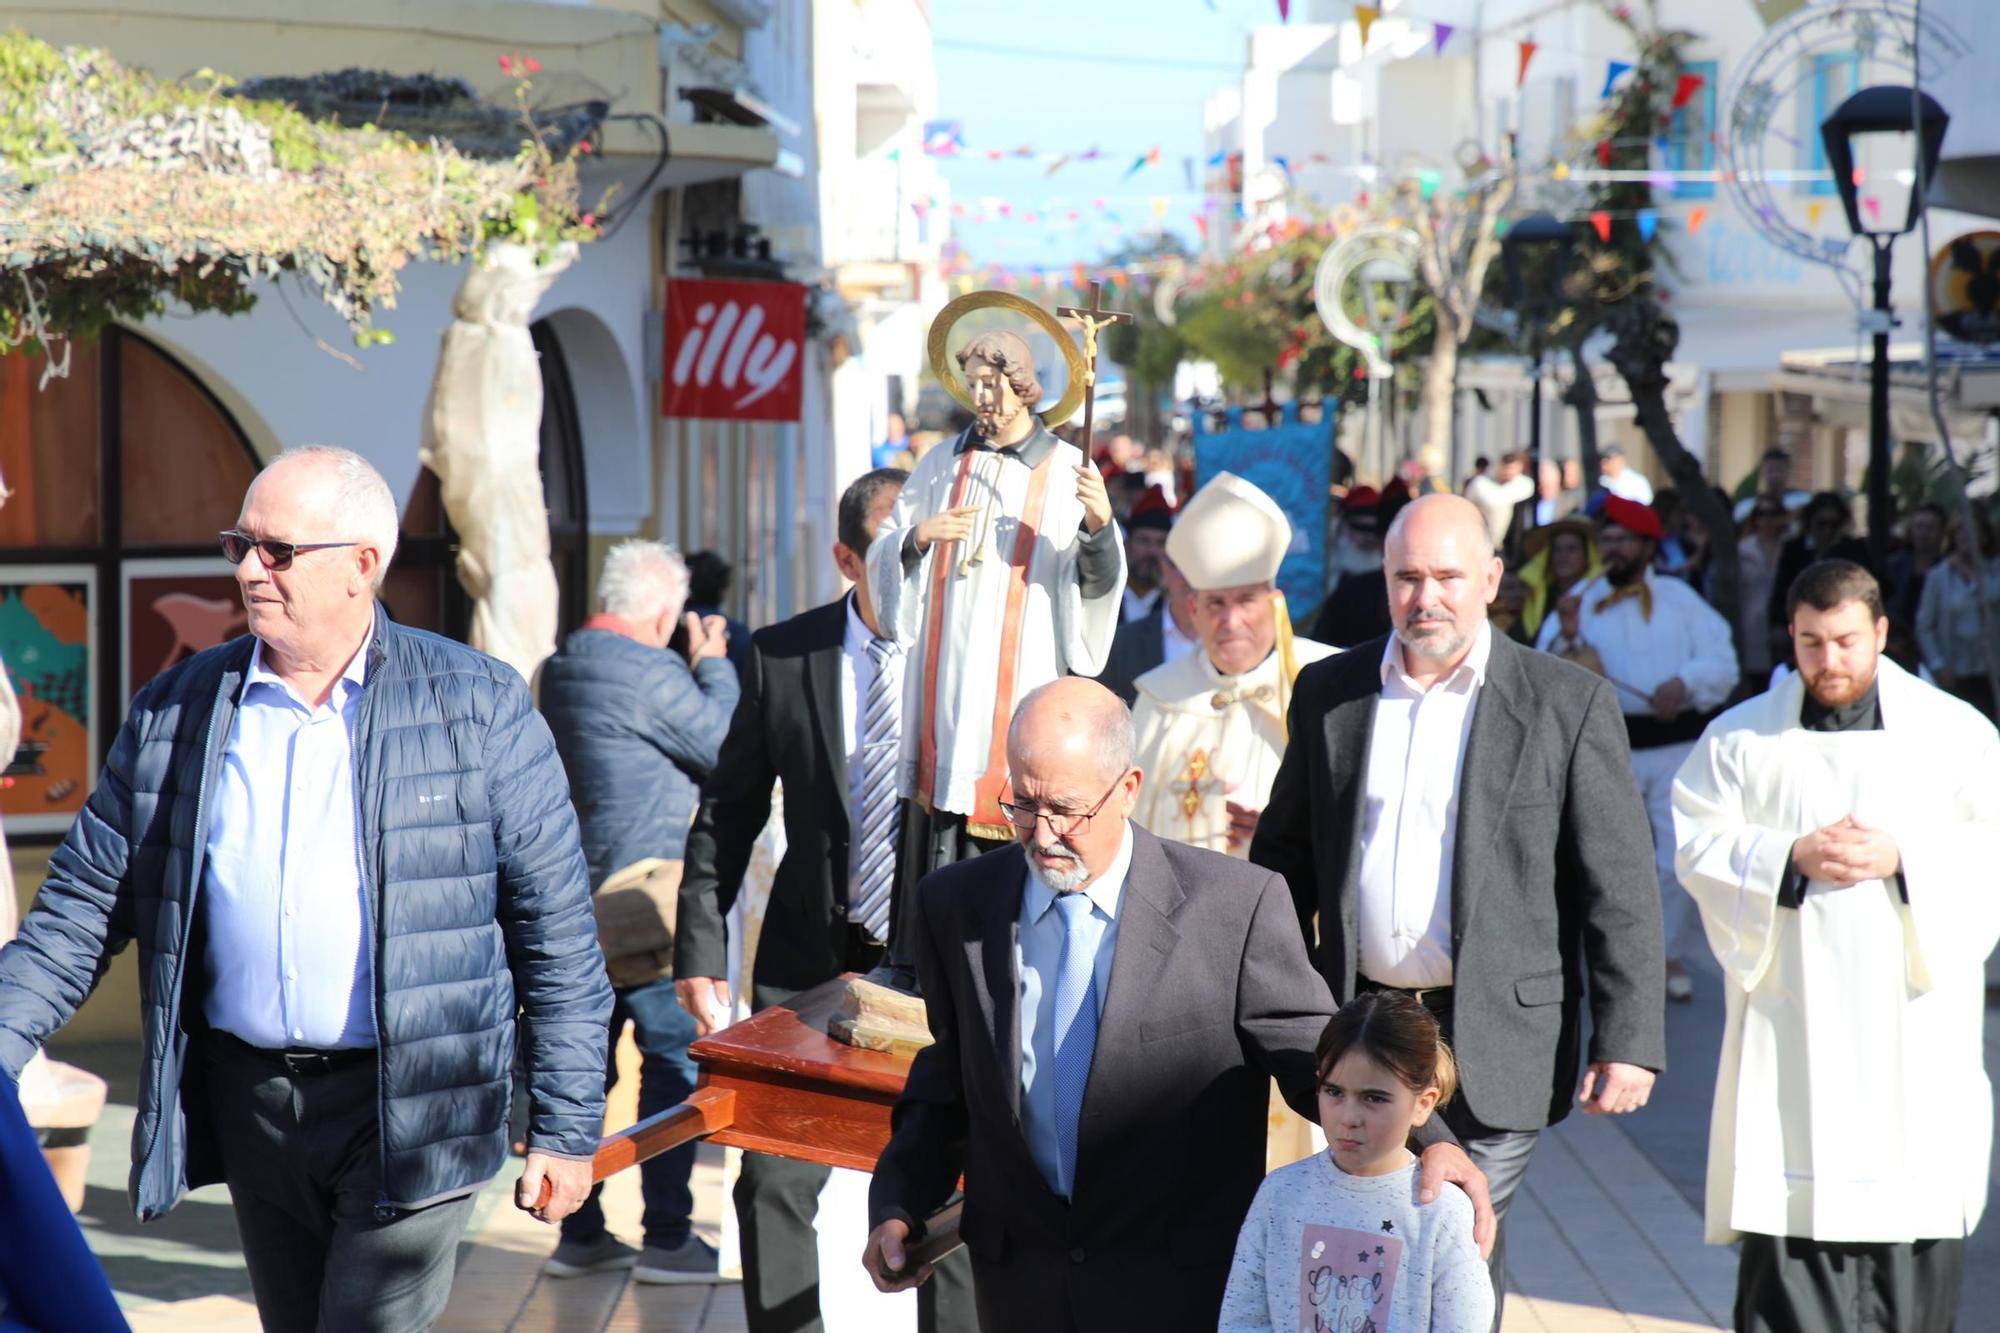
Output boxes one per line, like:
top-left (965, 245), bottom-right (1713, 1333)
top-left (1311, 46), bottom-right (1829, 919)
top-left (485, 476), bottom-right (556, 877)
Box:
top-left (1601, 495), bottom-right (1664, 541)
top-left (1343, 485), bottom-right (1382, 510)
top-left (1127, 484), bottom-right (1174, 531)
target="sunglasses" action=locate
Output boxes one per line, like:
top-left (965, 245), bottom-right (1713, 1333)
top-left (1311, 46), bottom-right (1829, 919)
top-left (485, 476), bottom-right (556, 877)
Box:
top-left (219, 530), bottom-right (357, 571)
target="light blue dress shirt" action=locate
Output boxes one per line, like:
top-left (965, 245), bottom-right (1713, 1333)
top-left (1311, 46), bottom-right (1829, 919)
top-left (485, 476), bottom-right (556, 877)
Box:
top-left (202, 628), bottom-right (375, 1050)
top-left (1016, 825), bottom-right (1134, 1196)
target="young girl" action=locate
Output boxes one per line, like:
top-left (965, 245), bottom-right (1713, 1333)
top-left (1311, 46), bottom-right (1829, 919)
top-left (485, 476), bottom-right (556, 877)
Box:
top-left (1219, 993), bottom-right (1494, 1332)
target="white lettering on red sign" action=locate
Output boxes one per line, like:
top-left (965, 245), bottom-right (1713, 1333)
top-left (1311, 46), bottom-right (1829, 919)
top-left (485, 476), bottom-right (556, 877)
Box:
top-left (669, 298), bottom-right (800, 409)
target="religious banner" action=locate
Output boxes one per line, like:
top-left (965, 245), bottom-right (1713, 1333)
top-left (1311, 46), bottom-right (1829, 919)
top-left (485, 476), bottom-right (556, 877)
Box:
top-left (121, 558), bottom-right (244, 706)
top-left (661, 278), bottom-right (807, 424)
top-left (0, 567), bottom-right (96, 836)
top-left (1191, 405), bottom-right (1336, 622)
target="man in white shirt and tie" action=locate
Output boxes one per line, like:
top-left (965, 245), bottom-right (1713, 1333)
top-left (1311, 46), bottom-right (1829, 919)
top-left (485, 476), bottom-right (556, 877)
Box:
top-left (1538, 496), bottom-right (1739, 1003)
top-left (1255, 494), bottom-right (1666, 1328)
top-left (679, 468), bottom-right (976, 1333)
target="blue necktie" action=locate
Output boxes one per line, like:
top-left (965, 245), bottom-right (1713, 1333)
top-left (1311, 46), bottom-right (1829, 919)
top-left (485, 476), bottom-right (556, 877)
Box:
top-left (1051, 892), bottom-right (1100, 1197)
top-left (850, 636), bottom-right (903, 942)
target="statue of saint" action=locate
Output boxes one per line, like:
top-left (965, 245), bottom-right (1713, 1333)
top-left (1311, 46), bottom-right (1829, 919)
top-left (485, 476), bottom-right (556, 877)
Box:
top-left (865, 304), bottom-right (1126, 978)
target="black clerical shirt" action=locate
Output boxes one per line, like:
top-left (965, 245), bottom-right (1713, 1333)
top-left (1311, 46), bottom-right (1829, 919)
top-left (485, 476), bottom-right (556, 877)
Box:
top-left (1782, 675), bottom-right (1903, 906)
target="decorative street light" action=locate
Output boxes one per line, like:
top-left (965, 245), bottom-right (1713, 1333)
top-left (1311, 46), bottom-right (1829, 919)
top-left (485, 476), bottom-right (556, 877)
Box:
top-left (1820, 84), bottom-right (1949, 561)
top-left (1501, 212), bottom-right (1577, 514)
top-left (1357, 254), bottom-right (1417, 472)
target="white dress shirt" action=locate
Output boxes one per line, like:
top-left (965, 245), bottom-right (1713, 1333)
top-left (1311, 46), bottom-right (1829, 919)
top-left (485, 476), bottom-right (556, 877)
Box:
top-left (1599, 468), bottom-right (1655, 504)
top-left (203, 627), bottom-right (374, 1049)
top-left (840, 594), bottom-right (902, 905)
top-left (1121, 585), bottom-right (1162, 624)
top-left (1356, 624), bottom-right (1493, 989)
top-left (1016, 824), bottom-right (1134, 1195)
top-left (1534, 570), bottom-right (1738, 717)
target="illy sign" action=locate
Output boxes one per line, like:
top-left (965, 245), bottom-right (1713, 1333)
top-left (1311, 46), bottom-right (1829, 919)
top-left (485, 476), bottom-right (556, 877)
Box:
top-left (662, 278), bottom-right (806, 423)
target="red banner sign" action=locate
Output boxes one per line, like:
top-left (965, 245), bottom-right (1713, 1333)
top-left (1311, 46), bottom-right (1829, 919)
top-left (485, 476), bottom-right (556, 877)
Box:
top-left (662, 278), bottom-right (806, 422)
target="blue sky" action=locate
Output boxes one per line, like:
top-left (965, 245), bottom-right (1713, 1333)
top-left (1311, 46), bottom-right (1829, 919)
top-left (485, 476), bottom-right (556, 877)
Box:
top-left (928, 0), bottom-right (1265, 271)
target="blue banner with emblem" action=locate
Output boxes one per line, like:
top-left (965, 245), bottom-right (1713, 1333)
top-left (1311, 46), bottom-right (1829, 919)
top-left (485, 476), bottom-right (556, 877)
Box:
top-left (1190, 405), bottom-right (1338, 622)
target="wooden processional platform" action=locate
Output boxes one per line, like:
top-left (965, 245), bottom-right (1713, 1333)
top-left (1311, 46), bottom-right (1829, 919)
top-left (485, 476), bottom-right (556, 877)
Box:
top-left (546, 974), bottom-right (961, 1261)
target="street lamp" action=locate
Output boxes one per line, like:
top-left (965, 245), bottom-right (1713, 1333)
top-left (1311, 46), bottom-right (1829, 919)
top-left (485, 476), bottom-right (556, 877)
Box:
top-left (1502, 212), bottom-right (1577, 513)
top-left (1357, 255), bottom-right (1417, 475)
top-left (1820, 84), bottom-right (1950, 561)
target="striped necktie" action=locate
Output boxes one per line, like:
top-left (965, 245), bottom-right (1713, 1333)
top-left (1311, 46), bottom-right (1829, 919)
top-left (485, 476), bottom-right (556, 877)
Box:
top-left (1051, 891), bottom-right (1101, 1198)
top-left (850, 636), bottom-right (903, 943)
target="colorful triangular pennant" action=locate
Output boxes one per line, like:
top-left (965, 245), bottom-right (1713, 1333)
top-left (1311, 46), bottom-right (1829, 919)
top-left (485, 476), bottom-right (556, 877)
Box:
top-left (1433, 22), bottom-right (1455, 55)
top-left (1601, 61), bottom-right (1633, 99)
top-left (1517, 40), bottom-right (1539, 88)
top-left (1356, 5), bottom-right (1379, 45)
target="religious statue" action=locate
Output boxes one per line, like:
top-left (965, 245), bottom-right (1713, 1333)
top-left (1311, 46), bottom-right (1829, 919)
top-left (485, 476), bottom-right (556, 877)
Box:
top-left (862, 288), bottom-right (1130, 987)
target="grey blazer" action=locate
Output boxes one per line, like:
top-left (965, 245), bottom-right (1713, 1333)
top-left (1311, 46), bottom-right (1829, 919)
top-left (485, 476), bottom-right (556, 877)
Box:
top-left (868, 827), bottom-right (1340, 1332)
top-left (1093, 604), bottom-right (1165, 705)
top-left (1251, 630), bottom-right (1666, 1133)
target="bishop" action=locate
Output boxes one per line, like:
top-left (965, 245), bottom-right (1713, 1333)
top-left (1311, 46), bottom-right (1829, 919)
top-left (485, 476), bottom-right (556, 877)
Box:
top-left (1130, 473), bottom-right (1336, 858)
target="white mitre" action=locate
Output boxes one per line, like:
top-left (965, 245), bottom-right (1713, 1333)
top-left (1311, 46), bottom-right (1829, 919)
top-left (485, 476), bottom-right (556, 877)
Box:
top-left (1165, 470), bottom-right (1290, 592)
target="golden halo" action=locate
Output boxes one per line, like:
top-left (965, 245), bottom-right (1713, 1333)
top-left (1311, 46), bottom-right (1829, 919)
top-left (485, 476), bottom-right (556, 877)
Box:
top-left (926, 290), bottom-right (1089, 427)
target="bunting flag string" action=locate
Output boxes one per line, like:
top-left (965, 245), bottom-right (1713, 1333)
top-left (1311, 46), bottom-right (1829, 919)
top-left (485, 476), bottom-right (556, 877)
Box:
top-left (1516, 39), bottom-right (1538, 88)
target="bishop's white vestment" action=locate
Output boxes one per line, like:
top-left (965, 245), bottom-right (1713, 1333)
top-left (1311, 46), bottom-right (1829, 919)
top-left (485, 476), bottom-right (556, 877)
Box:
top-left (1671, 661), bottom-right (2000, 1246)
top-left (868, 425), bottom-right (1125, 836)
top-left (1130, 634), bottom-right (1337, 1175)
top-left (1130, 639), bottom-right (1337, 855)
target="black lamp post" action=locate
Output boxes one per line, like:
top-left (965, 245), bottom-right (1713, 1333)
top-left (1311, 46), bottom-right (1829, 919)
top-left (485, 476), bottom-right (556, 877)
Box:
top-left (1820, 85), bottom-right (1949, 563)
top-left (1502, 212), bottom-right (1577, 519)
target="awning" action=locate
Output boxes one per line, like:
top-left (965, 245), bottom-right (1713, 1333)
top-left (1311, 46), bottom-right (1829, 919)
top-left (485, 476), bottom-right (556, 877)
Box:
top-left (655, 121), bottom-right (785, 189)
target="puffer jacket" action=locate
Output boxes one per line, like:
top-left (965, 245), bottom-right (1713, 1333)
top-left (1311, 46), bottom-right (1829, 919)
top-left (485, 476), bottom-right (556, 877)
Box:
top-left (537, 625), bottom-right (739, 883)
top-left (0, 608), bottom-right (612, 1221)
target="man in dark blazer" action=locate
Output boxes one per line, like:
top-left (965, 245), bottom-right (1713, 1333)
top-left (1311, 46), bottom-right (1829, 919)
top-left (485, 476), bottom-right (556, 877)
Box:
top-left (1252, 493), bottom-right (1665, 1325)
top-left (1094, 557), bottom-right (1198, 705)
top-left (678, 468), bottom-right (974, 1333)
top-left (863, 678), bottom-right (1490, 1331)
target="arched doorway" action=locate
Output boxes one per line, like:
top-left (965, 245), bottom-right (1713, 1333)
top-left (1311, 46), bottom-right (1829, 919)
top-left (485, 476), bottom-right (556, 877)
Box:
top-left (0, 330), bottom-right (259, 836)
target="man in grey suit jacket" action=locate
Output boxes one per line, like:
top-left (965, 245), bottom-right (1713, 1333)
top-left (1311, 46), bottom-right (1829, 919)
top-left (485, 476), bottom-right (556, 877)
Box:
top-left (862, 678), bottom-right (1491, 1331)
top-left (1252, 494), bottom-right (1665, 1326)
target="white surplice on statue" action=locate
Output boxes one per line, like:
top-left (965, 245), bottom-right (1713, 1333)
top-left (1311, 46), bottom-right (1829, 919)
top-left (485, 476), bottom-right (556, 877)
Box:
top-left (867, 312), bottom-right (1123, 836)
top-left (1672, 662), bottom-right (2000, 1246)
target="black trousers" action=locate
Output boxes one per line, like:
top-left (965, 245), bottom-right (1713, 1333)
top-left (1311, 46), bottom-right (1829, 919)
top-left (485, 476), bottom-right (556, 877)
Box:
top-left (203, 1032), bottom-right (476, 1332)
top-left (1737, 1233), bottom-right (1964, 1333)
top-left (735, 970), bottom-right (976, 1333)
top-left (879, 803), bottom-right (1010, 989)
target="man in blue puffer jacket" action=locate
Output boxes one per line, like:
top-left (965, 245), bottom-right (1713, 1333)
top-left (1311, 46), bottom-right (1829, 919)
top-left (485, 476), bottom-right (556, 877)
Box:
top-left (536, 539), bottom-right (738, 1283)
top-left (0, 446), bottom-right (612, 1332)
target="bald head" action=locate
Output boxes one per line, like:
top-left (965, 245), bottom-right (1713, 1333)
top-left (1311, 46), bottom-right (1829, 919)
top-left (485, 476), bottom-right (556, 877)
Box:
top-left (1008, 678), bottom-right (1133, 783)
top-left (1386, 493), bottom-right (1493, 562)
top-left (1005, 679), bottom-right (1141, 893)
top-left (1382, 493), bottom-right (1503, 674)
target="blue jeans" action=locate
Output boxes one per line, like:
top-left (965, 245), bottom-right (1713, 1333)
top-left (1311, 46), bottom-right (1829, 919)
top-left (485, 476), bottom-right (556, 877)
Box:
top-left (559, 974), bottom-right (699, 1250)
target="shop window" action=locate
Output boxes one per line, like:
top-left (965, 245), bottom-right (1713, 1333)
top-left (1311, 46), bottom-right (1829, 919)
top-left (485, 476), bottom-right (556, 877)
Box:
top-left (1804, 51), bottom-right (1861, 197)
top-left (1664, 59), bottom-right (1719, 202)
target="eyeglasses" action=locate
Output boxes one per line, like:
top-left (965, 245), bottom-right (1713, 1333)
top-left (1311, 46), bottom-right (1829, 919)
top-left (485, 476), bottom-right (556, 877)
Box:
top-left (998, 772), bottom-right (1128, 838)
top-left (220, 530), bottom-right (358, 571)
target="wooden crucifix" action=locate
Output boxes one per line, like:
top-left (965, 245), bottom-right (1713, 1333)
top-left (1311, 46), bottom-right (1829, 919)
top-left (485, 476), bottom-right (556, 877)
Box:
top-left (1056, 279), bottom-right (1133, 457)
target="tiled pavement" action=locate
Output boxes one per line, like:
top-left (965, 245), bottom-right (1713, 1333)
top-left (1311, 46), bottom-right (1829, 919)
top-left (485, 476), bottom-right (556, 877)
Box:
top-left (58, 964), bottom-right (2000, 1331)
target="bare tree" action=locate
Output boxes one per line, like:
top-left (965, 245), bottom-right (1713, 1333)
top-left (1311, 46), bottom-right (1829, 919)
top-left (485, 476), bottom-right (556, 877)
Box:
top-left (1604, 298), bottom-right (1741, 645)
top-left (1402, 138), bottom-right (1517, 465)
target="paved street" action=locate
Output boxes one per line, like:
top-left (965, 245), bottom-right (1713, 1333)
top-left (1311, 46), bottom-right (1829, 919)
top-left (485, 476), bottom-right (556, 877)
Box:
top-left (51, 957), bottom-right (2000, 1331)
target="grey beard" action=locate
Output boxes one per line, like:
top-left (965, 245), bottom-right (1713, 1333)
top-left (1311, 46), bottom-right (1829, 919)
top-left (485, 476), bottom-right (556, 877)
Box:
top-left (1035, 847), bottom-right (1090, 893)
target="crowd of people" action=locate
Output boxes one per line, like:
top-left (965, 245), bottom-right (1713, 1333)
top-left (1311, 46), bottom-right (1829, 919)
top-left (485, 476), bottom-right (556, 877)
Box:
top-left (0, 378), bottom-right (1992, 1333)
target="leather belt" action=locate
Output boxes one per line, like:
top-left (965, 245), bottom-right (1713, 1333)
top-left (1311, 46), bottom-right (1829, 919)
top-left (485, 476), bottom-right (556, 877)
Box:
top-left (210, 1029), bottom-right (374, 1077)
top-left (1355, 976), bottom-right (1454, 1012)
